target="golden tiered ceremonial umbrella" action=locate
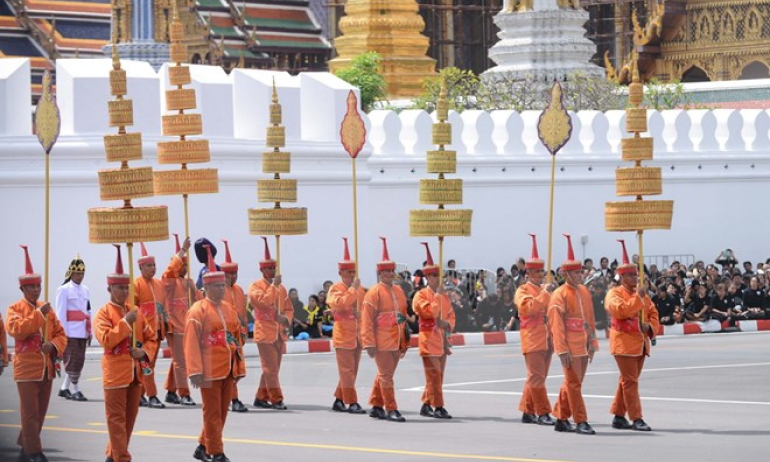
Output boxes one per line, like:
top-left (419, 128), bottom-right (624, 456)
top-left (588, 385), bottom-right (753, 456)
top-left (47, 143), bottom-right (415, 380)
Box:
top-left (87, 40), bottom-right (169, 347)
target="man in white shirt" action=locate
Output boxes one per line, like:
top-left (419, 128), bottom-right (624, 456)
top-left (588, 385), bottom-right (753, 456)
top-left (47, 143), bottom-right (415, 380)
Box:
top-left (54, 256), bottom-right (91, 401)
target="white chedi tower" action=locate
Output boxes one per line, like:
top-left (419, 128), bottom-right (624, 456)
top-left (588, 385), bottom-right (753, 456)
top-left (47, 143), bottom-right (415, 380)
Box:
top-left (483, 0), bottom-right (603, 83)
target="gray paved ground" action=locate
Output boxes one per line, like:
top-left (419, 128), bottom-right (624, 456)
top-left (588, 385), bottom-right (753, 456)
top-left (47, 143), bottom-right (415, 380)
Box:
top-left (1, 332), bottom-right (768, 462)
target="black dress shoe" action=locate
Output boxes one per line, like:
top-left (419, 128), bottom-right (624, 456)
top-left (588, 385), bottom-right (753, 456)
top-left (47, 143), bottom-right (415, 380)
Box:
top-left (612, 415), bottom-right (632, 429)
top-left (105, 458), bottom-right (115, 462)
top-left (58, 389), bottom-right (72, 400)
top-left (420, 403), bottom-right (434, 417)
top-left (193, 444), bottom-right (212, 462)
top-left (180, 395), bottom-right (196, 406)
top-left (27, 453), bottom-right (49, 462)
top-left (252, 399), bottom-right (272, 409)
top-left (148, 396), bottom-right (166, 409)
top-left (272, 401), bottom-right (288, 410)
top-left (348, 402), bottom-right (366, 414)
top-left (575, 422), bottom-right (596, 435)
top-left (165, 391), bottom-right (181, 404)
top-left (71, 391), bottom-right (88, 402)
top-left (18, 449), bottom-right (26, 462)
top-left (387, 410), bottom-right (406, 422)
top-left (139, 396), bottom-right (148, 407)
top-left (433, 407), bottom-right (452, 419)
top-left (521, 412), bottom-right (537, 424)
top-left (211, 454), bottom-right (231, 462)
top-left (231, 399), bottom-right (248, 412)
top-left (537, 414), bottom-right (556, 426)
top-left (369, 406), bottom-right (386, 420)
top-left (632, 419), bottom-right (651, 432)
top-left (554, 419), bottom-right (575, 433)
top-left (332, 399), bottom-right (347, 412)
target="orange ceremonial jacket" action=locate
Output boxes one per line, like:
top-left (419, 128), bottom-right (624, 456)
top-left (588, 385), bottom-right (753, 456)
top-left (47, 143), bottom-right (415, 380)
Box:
top-left (134, 275), bottom-right (166, 336)
top-left (604, 285), bottom-right (660, 357)
top-left (412, 287), bottom-right (455, 357)
top-left (225, 283), bottom-right (248, 357)
top-left (515, 282), bottom-right (551, 355)
top-left (0, 312), bottom-right (8, 367)
top-left (162, 256), bottom-right (202, 334)
top-left (184, 298), bottom-right (246, 381)
top-left (328, 281), bottom-right (365, 349)
top-left (94, 302), bottom-right (158, 389)
top-left (248, 279), bottom-right (294, 343)
top-left (361, 283), bottom-right (408, 352)
top-left (548, 284), bottom-right (599, 358)
top-left (6, 298), bottom-right (67, 382)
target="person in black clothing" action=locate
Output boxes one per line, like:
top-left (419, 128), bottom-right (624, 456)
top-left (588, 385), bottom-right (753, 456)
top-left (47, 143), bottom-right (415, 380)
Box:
top-left (304, 295), bottom-right (324, 339)
top-left (448, 288), bottom-right (475, 332)
top-left (709, 283), bottom-right (731, 324)
top-left (742, 277), bottom-right (768, 320)
top-left (588, 280), bottom-right (608, 332)
top-left (477, 293), bottom-right (503, 331)
top-left (685, 283), bottom-right (710, 322)
top-left (653, 285), bottom-right (680, 326)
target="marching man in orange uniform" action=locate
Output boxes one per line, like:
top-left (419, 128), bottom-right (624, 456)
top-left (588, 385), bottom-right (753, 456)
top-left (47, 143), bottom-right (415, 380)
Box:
top-left (186, 245), bottom-right (246, 462)
top-left (328, 237), bottom-right (367, 414)
top-left (605, 240), bottom-right (659, 432)
top-left (220, 239), bottom-right (249, 413)
top-left (548, 234), bottom-right (599, 435)
top-left (361, 237), bottom-right (409, 423)
top-left (162, 233), bottom-right (200, 406)
top-left (514, 234), bottom-right (556, 426)
top-left (6, 245), bottom-right (67, 462)
top-left (248, 237), bottom-right (293, 410)
top-left (133, 242), bottom-right (166, 409)
top-left (94, 245), bottom-right (158, 462)
top-left (413, 242), bottom-right (455, 420)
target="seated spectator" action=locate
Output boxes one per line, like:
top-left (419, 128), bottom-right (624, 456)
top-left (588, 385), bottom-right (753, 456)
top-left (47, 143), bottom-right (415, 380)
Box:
top-left (289, 288), bottom-right (304, 313)
top-left (743, 261), bottom-right (755, 277)
top-left (742, 277), bottom-right (768, 320)
top-left (304, 295), bottom-right (324, 339)
top-left (653, 284), bottom-right (681, 326)
top-left (685, 283), bottom-right (710, 322)
top-left (589, 280), bottom-right (608, 332)
top-left (501, 288), bottom-right (518, 331)
top-left (476, 293), bottom-right (503, 332)
top-left (321, 305), bottom-right (334, 338)
top-left (448, 288), bottom-right (475, 332)
top-left (709, 283), bottom-right (731, 324)
top-left (317, 289), bottom-right (328, 311)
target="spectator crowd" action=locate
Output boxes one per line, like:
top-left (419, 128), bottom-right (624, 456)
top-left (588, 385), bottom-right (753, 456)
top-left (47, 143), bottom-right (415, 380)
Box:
top-left (283, 249), bottom-right (770, 339)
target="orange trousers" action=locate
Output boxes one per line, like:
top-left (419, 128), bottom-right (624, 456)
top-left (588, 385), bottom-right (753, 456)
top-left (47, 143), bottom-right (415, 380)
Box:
top-left (16, 377), bottom-right (52, 455)
top-left (164, 332), bottom-right (190, 397)
top-left (334, 347), bottom-right (362, 404)
top-left (199, 376), bottom-right (234, 456)
top-left (141, 341), bottom-right (159, 397)
top-left (104, 379), bottom-right (143, 462)
top-left (519, 350), bottom-right (553, 416)
top-left (553, 356), bottom-right (589, 423)
top-left (369, 350), bottom-right (401, 412)
top-left (421, 355), bottom-right (447, 408)
top-left (610, 355), bottom-right (646, 421)
top-left (256, 340), bottom-right (284, 403)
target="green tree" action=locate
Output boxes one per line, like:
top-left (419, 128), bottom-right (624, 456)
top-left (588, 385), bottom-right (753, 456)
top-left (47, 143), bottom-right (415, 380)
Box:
top-left (333, 52), bottom-right (388, 112)
top-left (643, 78), bottom-right (692, 110)
top-left (412, 67), bottom-right (481, 112)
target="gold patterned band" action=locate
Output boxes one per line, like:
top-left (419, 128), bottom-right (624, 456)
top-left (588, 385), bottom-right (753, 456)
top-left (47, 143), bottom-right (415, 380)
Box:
top-left (615, 167), bottom-right (662, 197)
top-left (419, 179), bottom-right (464, 205)
top-left (426, 150), bottom-right (457, 174)
top-left (168, 66), bottom-right (191, 87)
top-left (108, 100), bottom-right (133, 128)
top-left (605, 200), bottom-right (674, 231)
top-left (257, 179), bottom-right (298, 203)
top-left (162, 114), bottom-right (203, 137)
top-left (104, 133), bottom-right (142, 162)
top-left (153, 168), bottom-right (219, 195)
top-left (262, 151), bottom-right (291, 173)
top-left (157, 139), bottom-right (210, 164)
top-left (248, 207), bottom-right (308, 236)
top-left (88, 206), bottom-right (169, 243)
top-left (98, 166), bottom-right (155, 201)
top-left (409, 209), bottom-right (473, 237)
top-left (166, 89), bottom-right (197, 111)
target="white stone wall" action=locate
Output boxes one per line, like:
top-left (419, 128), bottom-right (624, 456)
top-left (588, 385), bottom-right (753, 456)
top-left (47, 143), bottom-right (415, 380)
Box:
top-left (1, 58), bottom-right (769, 310)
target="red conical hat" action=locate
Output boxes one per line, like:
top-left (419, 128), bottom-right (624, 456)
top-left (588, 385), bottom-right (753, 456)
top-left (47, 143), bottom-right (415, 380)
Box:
top-left (376, 236), bottom-right (395, 272)
top-left (421, 242), bottom-right (439, 276)
top-left (138, 242), bottom-right (155, 266)
top-left (259, 236), bottom-right (276, 270)
top-left (202, 244), bottom-right (226, 284)
top-left (107, 244), bottom-right (130, 285)
top-left (525, 234), bottom-right (545, 270)
top-left (220, 239), bottom-right (238, 273)
top-left (338, 237), bottom-right (356, 271)
top-left (19, 245), bottom-right (41, 286)
top-left (173, 233), bottom-right (181, 253)
top-left (561, 234), bottom-right (582, 271)
top-left (616, 239), bottom-right (638, 275)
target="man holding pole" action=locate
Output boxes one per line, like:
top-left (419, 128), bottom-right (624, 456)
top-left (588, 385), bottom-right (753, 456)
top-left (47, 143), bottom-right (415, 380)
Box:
top-left (220, 239), bottom-right (249, 413)
top-left (514, 234), bottom-right (556, 425)
top-left (548, 235), bottom-right (598, 435)
top-left (54, 255), bottom-right (90, 402)
top-left (361, 237), bottom-right (409, 423)
top-left (94, 245), bottom-right (157, 462)
top-left (328, 237), bottom-right (366, 414)
top-left (133, 242), bottom-right (167, 408)
top-left (249, 237), bottom-right (293, 410)
top-left (413, 242), bottom-right (455, 419)
top-left (605, 240), bottom-right (659, 432)
top-left (162, 234), bottom-right (199, 406)
top-left (6, 245), bottom-right (67, 462)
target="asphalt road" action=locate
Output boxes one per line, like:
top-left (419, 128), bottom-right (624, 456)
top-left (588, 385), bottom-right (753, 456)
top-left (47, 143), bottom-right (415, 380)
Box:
top-left (1, 332), bottom-right (768, 462)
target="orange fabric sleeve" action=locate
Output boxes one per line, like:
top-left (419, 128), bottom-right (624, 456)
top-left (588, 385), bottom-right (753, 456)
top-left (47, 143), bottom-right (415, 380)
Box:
top-left (183, 305), bottom-right (204, 380)
top-left (94, 308), bottom-right (132, 350)
top-left (360, 286), bottom-right (378, 349)
top-left (6, 306), bottom-right (46, 340)
top-left (328, 285), bottom-right (358, 314)
top-left (0, 313), bottom-right (8, 365)
top-left (548, 291), bottom-right (569, 356)
top-left (248, 280), bottom-right (277, 310)
top-left (47, 312), bottom-right (67, 356)
top-left (605, 289), bottom-right (646, 320)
